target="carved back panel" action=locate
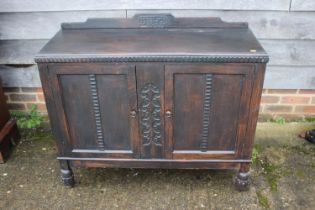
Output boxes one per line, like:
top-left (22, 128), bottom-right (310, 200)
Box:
top-left (61, 13), bottom-right (248, 29)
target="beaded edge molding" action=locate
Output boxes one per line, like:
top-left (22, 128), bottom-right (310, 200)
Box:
top-left (35, 55), bottom-right (269, 63)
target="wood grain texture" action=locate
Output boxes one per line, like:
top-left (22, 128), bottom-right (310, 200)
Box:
top-left (0, 11), bottom-right (125, 40)
top-left (264, 66), bottom-right (315, 89)
top-left (0, 40), bottom-right (47, 64)
top-left (36, 27), bottom-right (266, 60)
top-left (68, 159), bottom-right (246, 169)
top-left (3, 10), bottom-right (315, 40)
top-left (0, 0), bottom-right (290, 12)
top-left (59, 74), bottom-right (98, 149)
top-left (291, 0), bottom-right (315, 11)
top-left (261, 40), bottom-right (315, 66)
top-left (0, 65), bottom-right (41, 87)
top-left (128, 10), bottom-right (315, 40)
top-left (241, 64), bottom-right (266, 159)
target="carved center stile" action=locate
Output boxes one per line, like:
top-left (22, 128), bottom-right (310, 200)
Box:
top-left (140, 83), bottom-right (162, 146)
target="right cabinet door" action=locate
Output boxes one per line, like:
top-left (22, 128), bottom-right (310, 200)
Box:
top-left (165, 64), bottom-right (254, 159)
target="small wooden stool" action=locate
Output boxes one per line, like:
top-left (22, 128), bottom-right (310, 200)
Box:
top-left (0, 118), bottom-right (20, 163)
top-left (0, 79), bottom-right (20, 163)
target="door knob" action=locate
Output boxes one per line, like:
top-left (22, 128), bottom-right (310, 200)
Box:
top-left (130, 110), bottom-right (137, 118)
top-left (165, 110), bottom-right (172, 118)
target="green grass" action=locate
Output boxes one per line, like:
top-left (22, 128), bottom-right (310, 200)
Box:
top-left (256, 191), bottom-right (270, 209)
top-left (260, 159), bottom-right (280, 191)
top-left (303, 117), bottom-right (315, 123)
top-left (251, 147), bottom-right (259, 166)
top-left (256, 190), bottom-right (270, 209)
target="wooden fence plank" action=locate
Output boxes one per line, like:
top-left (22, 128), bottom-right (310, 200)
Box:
top-left (264, 66), bottom-right (315, 89)
top-left (291, 0), bottom-right (315, 11)
top-left (128, 10), bottom-right (315, 40)
top-left (1, 10), bottom-right (314, 40)
top-left (0, 11), bottom-right (126, 40)
top-left (0, 65), bottom-right (41, 87)
top-left (261, 40), bottom-right (315, 66)
top-left (0, 0), bottom-right (290, 12)
top-left (0, 40), bottom-right (47, 64)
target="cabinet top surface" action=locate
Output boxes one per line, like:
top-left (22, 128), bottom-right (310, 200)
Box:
top-left (35, 14), bottom-right (268, 63)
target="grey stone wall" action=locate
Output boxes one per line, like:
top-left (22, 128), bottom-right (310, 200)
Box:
top-left (0, 0), bottom-right (314, 89)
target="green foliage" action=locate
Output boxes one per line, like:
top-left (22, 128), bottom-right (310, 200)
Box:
top-left (12, 105), bottom-right (44, 129)
top-left (275, 117), bottom-right (286, 125)
top-left (303, 117), bottom-right (315, 123)
top-left (251, 147), bottom-right (259, 166)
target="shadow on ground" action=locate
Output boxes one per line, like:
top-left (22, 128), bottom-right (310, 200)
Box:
top-left (0, 123), bottom-right (315, 209)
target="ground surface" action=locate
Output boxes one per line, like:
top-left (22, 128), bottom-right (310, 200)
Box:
top-left (1, 123), bottom-right (315, 210)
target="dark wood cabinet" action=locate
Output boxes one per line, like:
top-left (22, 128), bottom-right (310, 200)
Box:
top-left (35, 14), bottom-right (268, 190)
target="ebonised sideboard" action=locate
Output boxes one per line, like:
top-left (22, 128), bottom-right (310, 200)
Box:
top-left (35, 14), bottom-right (269, 190)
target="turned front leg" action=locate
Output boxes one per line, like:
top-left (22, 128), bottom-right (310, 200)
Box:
top-left (235, 163), bottom-right (250, 191)
top-left (59, 160), bottom-right (74, 187)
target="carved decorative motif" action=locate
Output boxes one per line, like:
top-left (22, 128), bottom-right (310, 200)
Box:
top-left (140, 83), bottom-right (162, 146)
top-left (135, 14), bottom-right (175, 28)
top-left (89, 74), bottom-right (105, 150)
top-left (35, 55), bottom-right (269, 63)
top-left (200, 74), bottom-right (213, 152)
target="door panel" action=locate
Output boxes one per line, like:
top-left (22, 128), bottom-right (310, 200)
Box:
top-left (48, 63), bottom-right (140, 158)
top-left (97, 75), bottom-right (131, 150)
top-left (59, 75), bottom-right (97, 149)
top-left (165, 64), bottom-right (253, 159)
top-left (173, 74), bottom-right (205, 150)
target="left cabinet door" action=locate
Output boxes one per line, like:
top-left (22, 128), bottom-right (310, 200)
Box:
top-left (47, 63), bottom-right (140, 159)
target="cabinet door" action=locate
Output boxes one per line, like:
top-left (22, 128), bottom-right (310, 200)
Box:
top-left (165, 64), bottom-right (254, 159)
top-left (48, 63), bottom-right (140, 159)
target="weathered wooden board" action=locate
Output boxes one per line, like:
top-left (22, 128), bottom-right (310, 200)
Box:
top-left (0, 65), bottom-right (41, 87)
top-left (0, 11), bottom-right (126, 40)
top-left (260, 40), bottom-right (315, 66)
top-left (264, 66), bottom-right (315, 89)
top-left (127, 10), bottom-right (315, 40)
top-left (291, 0), bottom-right (315, 11)
top-left (0, 0), bottom-right (290, 12)
top-left (0, 10), bottom-right (315, 39)
top-left (2, 10), bottom-right (315, 40)
top-left (0, 40), bottom-right (47, 65)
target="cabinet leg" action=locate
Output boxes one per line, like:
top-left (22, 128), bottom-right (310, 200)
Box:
top-left (235, 163), bottom-right (250, 191)
top-left (59, 160), bottom-right (74, 187)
